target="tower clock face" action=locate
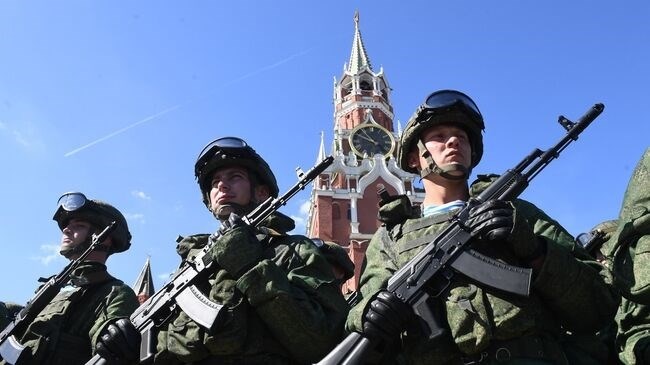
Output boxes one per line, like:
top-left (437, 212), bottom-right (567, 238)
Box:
top-left (349, 124), bottom-right (395, 157)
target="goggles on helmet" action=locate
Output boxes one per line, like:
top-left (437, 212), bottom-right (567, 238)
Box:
top-left (53, 191), bottom-right (104, 230)
top-left (575, 232), bottom-right (592, 249)
top-left (57, 192), bottom-right (89, 212)
top-left (575, 229), bottom-right (606, 251)
top-left (195, 137), bottom-right (254, 178)
top-left (416, 89), bottom-right (483, 126)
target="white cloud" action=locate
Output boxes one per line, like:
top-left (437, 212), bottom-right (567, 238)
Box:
top-left (299, 200), bottom-right (311, 215)
top-left (131, 190), bottom-right (151, 200)
top-left (291, 215), bottom-right (306, 234)
top-left (289, 200), bottom-right (312, 235)
top-left (31, 244), bottom-right (64, 266)
top-left (125, 213), bottom-right (145, 224)
top-left (0, 120), bottom-right (46, 152)
top-left (12, 130), bottom-right (31, 147)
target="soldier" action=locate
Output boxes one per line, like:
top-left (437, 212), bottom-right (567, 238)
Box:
top-left (0, 192), bottom-right (139, 365)
top-left (108, 136), bottom-right (349, 364)
top-left (0, 302), bottom-right (22, 332)
top-left (606, 148), bottom-right (650, 364)
top-left (563, 220), bottom-right (621, 365)
top-left (344, 89), bottom-right (618, 364)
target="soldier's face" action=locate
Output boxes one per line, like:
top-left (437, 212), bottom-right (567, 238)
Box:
top-left (60, 218), bottom-right (92, 251)
top-left (408, 124), bottom-right (472, 177)
top-left (209, 166), bottom-right (254, 213)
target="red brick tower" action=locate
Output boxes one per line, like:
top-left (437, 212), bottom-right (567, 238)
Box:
top-left (306, 12), bottom-right (424, 296)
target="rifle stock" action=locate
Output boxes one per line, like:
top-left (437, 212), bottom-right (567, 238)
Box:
top-left (86, 156), bottom-right (335, 365)
top-left (316, 103), bottom-right (604, 365)
top-left (0, 222), bottom-right (117, 364)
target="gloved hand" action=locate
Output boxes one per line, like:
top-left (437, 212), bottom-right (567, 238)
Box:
top-left (212, 213), bottom-right (263, 278)
top-left (363, 291), bottom-right (413, 345)
top-left (467, 200), bottom-right (545, 261)
top-left (95, 318), bottom-right (140, 364)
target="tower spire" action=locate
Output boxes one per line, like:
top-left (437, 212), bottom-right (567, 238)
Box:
top-left (317, 131), bottom-right (326, 162)
top-left (347, 10), bottom-right (372, 73)
top-left (133, 256), bottom-right (155, 304)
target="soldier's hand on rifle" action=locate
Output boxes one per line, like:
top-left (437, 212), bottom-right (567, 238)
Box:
top-left (363, 291), bottom-right (413, 345)
top-left (95, 318), bottom-right (140, 364)
top-left (212, 213), bottom-right (264, 278)
top-left (467, 200), bottom-right (546, 263)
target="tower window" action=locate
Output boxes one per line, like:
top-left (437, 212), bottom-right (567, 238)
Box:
top-left (332, 203), bottom-right (341, 220)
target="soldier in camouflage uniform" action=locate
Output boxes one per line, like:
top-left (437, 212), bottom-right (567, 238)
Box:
top-left (0, 302), bottom-right (23, 332)
top-left (345, 89), bottom-right (618, 364)
top-left (562, 220), bottom-right (621, 364)
top-left (606, 148), bottom-right (650, 364)
top-left (113, 137), bottom-right (349, 364)
top-left (0, 193), bottom-right (139, 365)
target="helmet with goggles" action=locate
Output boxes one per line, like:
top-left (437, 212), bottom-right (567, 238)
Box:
top-left (398, 89), bottom-right (485, 176)
top-left (194, 137), bottom-right (279, 209)
top-left (53, 192), bottom-right (132, 254)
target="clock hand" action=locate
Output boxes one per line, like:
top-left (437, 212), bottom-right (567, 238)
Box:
top-left (356, 133), bottom-right (377, 144)
top-left (361, 129), bottom-right (382, 145)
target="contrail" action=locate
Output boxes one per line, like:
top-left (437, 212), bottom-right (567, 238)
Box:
top-left (64, 105), bottom-right (182, 157)
top-left (65, 49), bottom-right (312, 157)
top-left (220, 49), bottom-right (312, 86)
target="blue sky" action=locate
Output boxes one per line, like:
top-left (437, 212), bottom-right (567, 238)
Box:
top-left (1, 1), bottom-right (648, 304)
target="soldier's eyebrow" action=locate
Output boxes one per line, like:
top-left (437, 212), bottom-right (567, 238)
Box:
top-left (211, 168), bottom-right (248, 183)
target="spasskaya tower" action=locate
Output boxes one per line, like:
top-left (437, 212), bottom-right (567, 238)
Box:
top-left (306, 12), bottom-right (424, 296)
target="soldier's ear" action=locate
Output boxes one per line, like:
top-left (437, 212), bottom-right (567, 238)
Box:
top-left (254, 185), bottom-right (270, 203)
top-left (100, 236), bottom-right (114, 249)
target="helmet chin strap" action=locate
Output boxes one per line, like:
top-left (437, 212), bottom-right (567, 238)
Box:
top-left (212, 202), bottom-right (258, 221)
top-left (59, 231), bottom-right (110, 259)
top-left (416, 140), bottom-right (470, 181)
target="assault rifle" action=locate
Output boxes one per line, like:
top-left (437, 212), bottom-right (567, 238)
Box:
top-left (317, 103), bottom-right (605, 365)
top-left (0, 222), bottom-right (117, 365)
top-left (86, 155), bottom-right (334, 365)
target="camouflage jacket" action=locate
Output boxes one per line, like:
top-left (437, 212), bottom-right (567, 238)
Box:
top-left (608, 148), bottom-right (650, 364)
top-left (346, 175), bottom-right (618, 365)
top-left (154, 212), bottom-right (349, 365)
top-left (0, 262), bottom-right (138, 365)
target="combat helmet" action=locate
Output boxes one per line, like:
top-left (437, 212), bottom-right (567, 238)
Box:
top-left (194, 136), bottom-right (279, 209)
top-left (398, 89), bottom-right (485, 179)
top-left (53, 192), bottom-right (132, 255)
